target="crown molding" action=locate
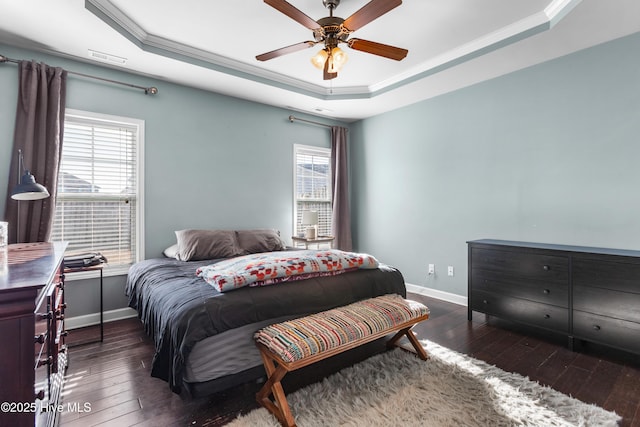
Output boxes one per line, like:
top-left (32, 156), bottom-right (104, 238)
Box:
top-left (85, 0), bottom-right (581, 101)
top-left (369, 0), bottom-right (582, 94)
top-left (545, 0), bottom-right (583, 25)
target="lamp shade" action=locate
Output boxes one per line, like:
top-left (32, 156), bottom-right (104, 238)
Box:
top-left (327, 47), bottom-right (348, 73)
top-left (11, 170), bottom-right (50, 200)
top-left (311, 49), bottom-right (329, 70)
top-left (301, 210), bottom-right (318, 226)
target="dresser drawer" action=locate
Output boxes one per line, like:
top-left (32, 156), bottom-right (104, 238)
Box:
top-left (471, 248), bottom-right (568, 283)
top-left (573, 286), bottom-right (640, 323)
top-left (573, 258), bottom-right (640, 294)
top-left (573, 310), bottom-right (640, 354)
top-left (471, 269), bottom-right (568, 307)
top-left (471, 290), bottom-right (569, 332)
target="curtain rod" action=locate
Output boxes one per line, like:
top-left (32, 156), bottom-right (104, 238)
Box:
top-left (0, 54), bottom-right (158, 95)
top-left (287, 115), bottom-right (337, 129)
top-left (288, 115), bottom-right (348, 132)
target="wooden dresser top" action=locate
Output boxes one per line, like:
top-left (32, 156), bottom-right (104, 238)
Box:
top-left (0, 242), bottom-right (67, 293)
top-left (468, 239), bottom-right (640, 258)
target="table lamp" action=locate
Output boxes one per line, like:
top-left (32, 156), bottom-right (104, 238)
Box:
top-left (301, 211), bottom-right (318, 240)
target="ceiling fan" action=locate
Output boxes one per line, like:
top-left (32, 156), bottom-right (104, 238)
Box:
top-left (256, 0), bottom-right (408, 80)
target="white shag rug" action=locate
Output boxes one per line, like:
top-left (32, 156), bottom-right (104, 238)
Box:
top-left (228, 340), bottom-right (620, 427)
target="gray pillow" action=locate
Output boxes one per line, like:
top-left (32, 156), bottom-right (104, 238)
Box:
top-left (175, 229), bottom-right (241, 261)
top-left (236, 229), bottom-right (286, 254)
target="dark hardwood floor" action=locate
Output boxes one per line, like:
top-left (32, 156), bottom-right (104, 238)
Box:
top-left (61, 293), bottom-right (640, 426)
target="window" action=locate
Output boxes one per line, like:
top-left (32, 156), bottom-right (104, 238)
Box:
top-left (51, 110), bottom-right (144, 273)
top-left (294, 145), bottom-right (332, 237)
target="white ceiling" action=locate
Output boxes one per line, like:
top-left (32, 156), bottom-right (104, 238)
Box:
top-left (1, 0), bottom-right (639, 121)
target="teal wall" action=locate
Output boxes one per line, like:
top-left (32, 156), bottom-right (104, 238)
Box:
top-left (0, 43), bottom-right (345, 318)
top-left (351, 32), bottom-right (640, 297)
top-left (4, 30), bottom-right (640, 317)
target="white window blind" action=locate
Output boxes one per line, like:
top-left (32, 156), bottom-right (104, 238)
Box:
top-left (294, 145), bottom-right (332, 237)
top-left (51, 110), bottom-right (144, 270)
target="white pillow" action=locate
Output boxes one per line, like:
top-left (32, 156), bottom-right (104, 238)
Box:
top-left (163, 244), bottom-right (179, 259)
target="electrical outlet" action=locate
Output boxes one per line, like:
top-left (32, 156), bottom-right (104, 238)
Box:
top-left (428, 264), bottom-right (435, 275)
top-left (448, 266), bottom-right (454, 276)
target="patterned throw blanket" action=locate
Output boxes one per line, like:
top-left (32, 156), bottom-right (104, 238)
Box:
top-left (196, 249), bottom-right (379, 292)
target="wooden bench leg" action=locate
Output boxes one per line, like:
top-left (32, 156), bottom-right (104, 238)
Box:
top-left (256, 349), bottom-right (297, 427)
top-left (387, 326), bottom-right (429, 360)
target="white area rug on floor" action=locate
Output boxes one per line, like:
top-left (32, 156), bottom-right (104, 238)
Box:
top-left (228, 340), bottom-right (620, 427)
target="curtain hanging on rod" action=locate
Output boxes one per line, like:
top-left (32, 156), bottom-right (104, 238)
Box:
top-left (0, 54), bottom-right (158, 95)
top-left (4, 60), bottom-right (67, 243)
top-left (330, 126), bottom-right (352, 251)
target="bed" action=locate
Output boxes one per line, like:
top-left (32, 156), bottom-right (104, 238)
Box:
top-left (125, 229), bottom-right (406, 396)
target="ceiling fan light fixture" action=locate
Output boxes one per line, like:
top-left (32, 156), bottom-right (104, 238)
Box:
top-left (328, 47), bottom-right (348, 72)
top-left (311, 49), bottom-right (329, 69)
top-left (259, 0), bottom-right (408, 80)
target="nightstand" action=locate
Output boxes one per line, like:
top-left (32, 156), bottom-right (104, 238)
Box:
top-left (64, 263), bottom-right (104, 343)
top-left (292, 235), bottom-right (335, 249)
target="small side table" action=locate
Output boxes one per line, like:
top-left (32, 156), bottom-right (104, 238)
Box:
top-left (292, 235), bottom-right (335, 249)
top-left (63, 263), bottom-right (104, 343)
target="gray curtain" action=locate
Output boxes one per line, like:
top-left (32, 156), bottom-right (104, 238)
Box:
top-left (330, 126), bottom-right (352, 251)
top-left (4, 61), bottom-right (67, 243)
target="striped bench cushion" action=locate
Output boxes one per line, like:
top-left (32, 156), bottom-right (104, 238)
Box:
top-left (254, 294), bottom-right (430, 363)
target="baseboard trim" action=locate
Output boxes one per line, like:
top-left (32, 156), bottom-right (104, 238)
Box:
top-left (65, 307), bottom-right (138, 330)
top-left (406, 283), bottom-right (468, 306)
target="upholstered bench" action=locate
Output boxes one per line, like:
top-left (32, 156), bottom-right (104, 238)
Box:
top-left (254, 294), bottom-right (430, 427)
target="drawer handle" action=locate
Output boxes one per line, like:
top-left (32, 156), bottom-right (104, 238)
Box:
top-left (542, 265), bottom-right (550, 271)
top-left (544, 314), bottom-right (551, 319)
top-left (543, 289), bottom-right (550, 295)
top-left (37, 311), bottom-right (53, 321)
top-left (34, 334), bottom-right (46, 344)
top-left (593, 325), bottom-right (601, 331)
top-left (35, 390), bottom-right (45, 401)
top-left (482, 299), bottom-right (489, 305)
top-left (37, 356), bottom-right (52, 367)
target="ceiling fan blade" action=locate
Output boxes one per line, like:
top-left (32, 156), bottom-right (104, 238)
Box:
top-left (323, 57), bottom-right (337, 80)
top-left (343, 0), bottom-right (402, 32)
top-left (256, 41), bottom-right (316, 61)
top-left (264, 0), bottom-right (320, 30)
top-left (348, 38), bottom-right (408, 61)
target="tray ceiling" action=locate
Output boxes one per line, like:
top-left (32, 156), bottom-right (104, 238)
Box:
top-left (1, 0), bottom-right (639, 120)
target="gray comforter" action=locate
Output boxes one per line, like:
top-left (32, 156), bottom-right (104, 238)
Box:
top-left (125, 257), bottom-right (406, 393)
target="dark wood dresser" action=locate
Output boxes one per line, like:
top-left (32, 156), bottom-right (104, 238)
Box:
top-left (468, 239), bottom-right (640, 355)
top-left (0, 242), bottom-right (68, 427)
